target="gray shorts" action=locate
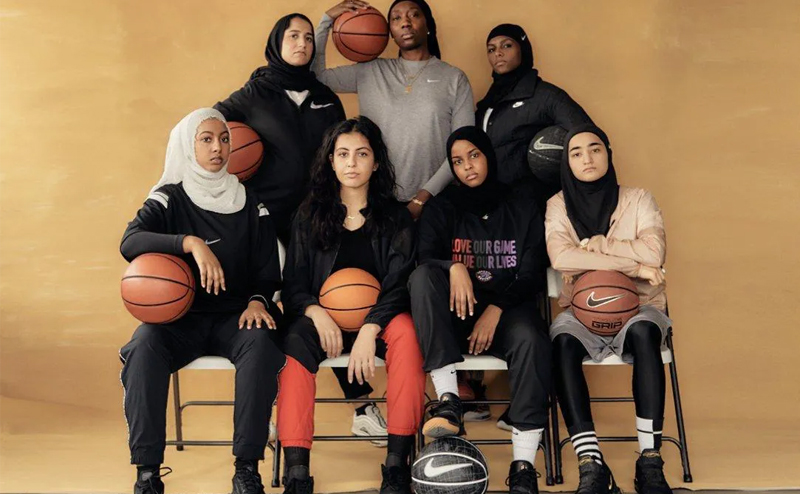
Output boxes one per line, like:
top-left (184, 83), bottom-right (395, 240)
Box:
top-left (549, 305), bottom-right (672, 364)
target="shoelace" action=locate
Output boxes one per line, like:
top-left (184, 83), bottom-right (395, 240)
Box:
top-left (235, 467), bottom-right (264, 493)
top-left (139, 467), bottom-right (172, 494)
top-left (366, 403), bottom-right (388, 429)
top-left (505, 468), bottom-right (540, 492)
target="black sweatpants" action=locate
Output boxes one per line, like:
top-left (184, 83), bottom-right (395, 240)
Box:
top-left (553, 321), bottom-right (666, 437)
top-left (409, 264), bottom-right (552, 430)
top-left (119, 309), bottom-right (286, 465)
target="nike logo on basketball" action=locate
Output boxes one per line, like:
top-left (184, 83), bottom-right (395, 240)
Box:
top-left (423, 458), bottom-right (471, 477)
top-left (310, 102), bottom-right (333, 109)
top-left (586, 291), bottom-right (624, 308)
top-left (205, 239), bottom-right (221, 245)
top-left (532, 136), bottom-right (563, 151)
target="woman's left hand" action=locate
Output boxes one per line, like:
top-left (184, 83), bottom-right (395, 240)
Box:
top-left (348, 323), bottom-right (380, 385)
top-left (467, 305), bottom-right (502, 354)
top-left (238, 300), bottom-right (277, 330)
top-left (406, 189), bottom-right (432, 220)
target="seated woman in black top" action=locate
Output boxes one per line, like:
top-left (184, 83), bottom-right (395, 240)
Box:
top-left (276, 117), bottom-right (425, 494)
top-left (119, 108), bottom-right (284, 494)
top-left (409, 126), bottom-right (551, 494)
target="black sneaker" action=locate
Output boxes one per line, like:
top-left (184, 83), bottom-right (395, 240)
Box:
top-left (232, 462), bottom-right (265, 494)
top-left (282, 466), bottom-right (314, 494)
top-left (575, 456), bottom-right (620, 494)
top-left (506, 460), bottom-right (539, 494)
top-left (134, 467), bottom-right (171, 494)
top-left (380, 464), bottom-right (412, 494)
top-left (422, 392), bottom-right (465, 437)
top-left (635, 449), bottom-right (672, 494)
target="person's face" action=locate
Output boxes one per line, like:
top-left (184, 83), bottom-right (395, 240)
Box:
top-left (450, 139), bottom-right (488, 188)
top-left (194, 118), bottom-right (230, 173)
top-left (567, 132), bottom-right (609, 182)
top-left (389, 1), bottom-right (428, 52)
top-left (330, 131), bottom-right (377, 190)
top-left (487, 35), bottom-right (522, 74)
top-left (281, 17), bottom-right (314, 67)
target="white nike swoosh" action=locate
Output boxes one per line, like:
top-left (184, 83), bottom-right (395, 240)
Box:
top-left (427, 79), bottom-right (441, 83)
top-left (310, 102), bottom-right (334, 109)
top-left (586, 291), bottom-right (625, 308)
top-left (423, 459), bottom-right (471, 478)
top-left (532, 136), bottom-right (563, 151)
top-left (512, 101), bottom-right (524, 108)
top-left (205, 239), bottom-right (221, 245)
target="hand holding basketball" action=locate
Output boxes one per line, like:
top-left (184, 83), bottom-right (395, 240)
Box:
top-left (637, 265), bottom-right (665, 286)
top-left (326, 0), bottom-right (370, 19)
top-left (239, 300), bottom-right (276, 330)
top-left (183, 236), bottom-right (225, 294)
top-left (467, 305), bottom-right (501, 355)
top-left (348, 323), bottom-right (380, 384)
top-left (306, 304), bottom-right (344, 358)
top-left (449, 263), bottom-right (477, 319)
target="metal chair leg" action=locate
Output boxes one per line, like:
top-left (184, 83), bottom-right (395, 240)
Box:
top-left (172, 372), bottom-right (184, 451)
top-left (667, 332), bottom-right (693, 483)
top-left (543, 423), bottom-right (554, 486)
top-left (550, 393), bottom-right (563, 484)
top-left (272, 439), bottom-right (282, 488)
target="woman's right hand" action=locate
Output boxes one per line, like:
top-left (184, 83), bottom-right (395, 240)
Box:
top-left (326, 0), bottom-right (370, 19)
top-left (449, 263), bottom-right (477, 320)
top-left (305, 305), bottom-right (344, 358)
top-left (637, 265), bottom-right (666, 286)
top-left (183, 236), bottom-right (225, 295)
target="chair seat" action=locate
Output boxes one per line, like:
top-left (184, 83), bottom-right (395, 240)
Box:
top-left (181, 354), bottom-right (388, 371)
top-left (583, 348), bottom-right (673, 365)
top-left (455, 355), bottom-right (508, 370)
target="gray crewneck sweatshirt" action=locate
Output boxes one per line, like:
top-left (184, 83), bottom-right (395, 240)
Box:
top-left (312, 14), bottom-right (475, 201)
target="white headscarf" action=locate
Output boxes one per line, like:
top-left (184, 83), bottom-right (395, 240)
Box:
top-left (148, 108), bottom-right (246, 214)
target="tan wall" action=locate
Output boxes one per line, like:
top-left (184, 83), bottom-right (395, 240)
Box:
top-left (2, 0), bottom-right (800, 489)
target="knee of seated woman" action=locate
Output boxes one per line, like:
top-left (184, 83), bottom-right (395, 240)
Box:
top-left (625, 320), bottom-right (661, 346)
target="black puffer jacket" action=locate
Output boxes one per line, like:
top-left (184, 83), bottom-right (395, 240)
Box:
top-left (476, 70), bottom-right (591, 199)
top-left (214, 74), bottom-right (345, 242)
top-left (282, 202), bottom-right (416, 330)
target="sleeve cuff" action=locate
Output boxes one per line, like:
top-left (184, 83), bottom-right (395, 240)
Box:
top-left (248, 295), bottom-right (270, 309)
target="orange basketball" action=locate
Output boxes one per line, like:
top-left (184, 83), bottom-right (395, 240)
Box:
top-left (319, 268), bottom-right (381, 331)
top-left (121, 253), bottom-right (195, 324)
top-left (227, 122), bottom-right (263, 181)
top-left (571, 270), bottom-right (640, 336)
top-left (332, 7), bottom-right (390, 63)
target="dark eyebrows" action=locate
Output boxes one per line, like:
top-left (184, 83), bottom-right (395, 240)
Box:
top-left (569, 141), bottom-right (603, 152)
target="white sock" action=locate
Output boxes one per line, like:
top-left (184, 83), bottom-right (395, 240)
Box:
top-left (571, 431), bottom-right (602, 465)
top-left (430, 364), bottom-right (458, 399)
top-left (512, 427), bottom-right (543, 466)
top-left (636, 417), bottom-right (663, 451)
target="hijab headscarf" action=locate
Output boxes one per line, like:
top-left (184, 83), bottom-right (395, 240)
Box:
top-left (249, 13), bottom-right (321, 91)
top-left (388, 0), bottom-right (441, 59)
top-left (441, 126), bottom-right (510, 217)
top-left (149, 108), bottom-right (246, 214)
top-left (476, 23), bottom-right (536, 115)
top-left (560, 123), bottom-right (619, 240)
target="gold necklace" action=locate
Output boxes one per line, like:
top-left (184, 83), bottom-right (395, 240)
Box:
top-left (400, 57), bottom-right (432, 94)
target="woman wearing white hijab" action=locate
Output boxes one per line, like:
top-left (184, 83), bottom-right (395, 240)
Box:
top-left (119, 108), bottom-right (285, 494)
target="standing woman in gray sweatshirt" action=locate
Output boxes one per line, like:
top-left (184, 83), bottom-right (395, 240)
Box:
top-left (313, 0), bottom-right (475, 219)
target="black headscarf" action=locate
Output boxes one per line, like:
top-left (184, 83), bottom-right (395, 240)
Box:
top-left (249, 13), bottom-right (321, 91)
top-left (476, 24), bottom-right (536, 115)
top-left (561, 124), bottom-right (620, 241)
top-left (441, 126), bottom-right (510, 217)
top-left (388, 0), bottom-right (442, 59)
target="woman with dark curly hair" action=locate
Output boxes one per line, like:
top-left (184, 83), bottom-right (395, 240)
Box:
top-left (276, 116), bottom-right (425, 494)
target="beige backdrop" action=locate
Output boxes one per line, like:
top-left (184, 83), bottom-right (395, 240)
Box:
top-left (1, 0), bottom-right (799, 492)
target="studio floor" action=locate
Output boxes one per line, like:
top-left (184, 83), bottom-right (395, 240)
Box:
top-left (2, 384), bottom-right (800, 494)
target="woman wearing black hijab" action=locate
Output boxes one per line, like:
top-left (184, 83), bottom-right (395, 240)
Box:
top-left (545, 124), bottom-right (672, 494)
top-left (214, 13), bottom-right (345, 244)
top-left (477, 23), bottom-right (592, 204)
top-left (409, 126), bottom-right (552, 494)
top-left (215, 13), bottom-right (385, 445)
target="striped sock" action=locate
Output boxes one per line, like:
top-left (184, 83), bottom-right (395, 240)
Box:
top-left (636, 417), bottom-right (663, 451)
top-left (512, 427), bottom-right (543, 466)
top-left (571, 431), bottom-right (602, 465)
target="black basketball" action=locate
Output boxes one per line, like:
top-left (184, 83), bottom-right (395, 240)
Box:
top-left (527, 125), bottom-right (568, 190)
top-left (412, 437), bottom-right (488, 494)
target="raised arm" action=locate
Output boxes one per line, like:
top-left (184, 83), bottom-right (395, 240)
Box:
top-left (311, 12), bottom-right (361, 93)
